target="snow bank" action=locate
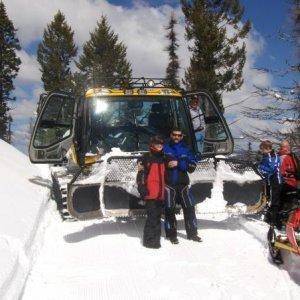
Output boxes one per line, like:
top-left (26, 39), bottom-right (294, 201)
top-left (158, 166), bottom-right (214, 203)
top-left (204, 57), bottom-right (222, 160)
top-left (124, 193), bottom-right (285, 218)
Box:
top-left (0, 140), bottom-right (50, 299)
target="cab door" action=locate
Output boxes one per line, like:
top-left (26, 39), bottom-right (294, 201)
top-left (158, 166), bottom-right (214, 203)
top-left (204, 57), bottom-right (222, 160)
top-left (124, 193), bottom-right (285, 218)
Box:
top-left (184, 91), bottom-right (234, 156)
top-left (29, 92), bottom-right (77, 163)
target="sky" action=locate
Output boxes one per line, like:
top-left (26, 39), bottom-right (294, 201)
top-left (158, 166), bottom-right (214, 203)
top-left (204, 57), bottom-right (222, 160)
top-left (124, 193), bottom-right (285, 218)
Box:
top-left (2, 0), bottom-right (296, 153)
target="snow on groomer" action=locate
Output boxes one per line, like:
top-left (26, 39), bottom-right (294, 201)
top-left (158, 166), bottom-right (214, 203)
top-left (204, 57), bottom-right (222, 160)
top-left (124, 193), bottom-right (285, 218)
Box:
top-left (163, 127), bottom-right (202, 244)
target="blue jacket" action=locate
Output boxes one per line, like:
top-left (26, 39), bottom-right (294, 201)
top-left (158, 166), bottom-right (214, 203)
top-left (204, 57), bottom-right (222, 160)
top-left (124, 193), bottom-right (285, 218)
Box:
top-left (163, 140), bottom-right (197, 186)
top-left (258, 151), bottom-right (282, 184)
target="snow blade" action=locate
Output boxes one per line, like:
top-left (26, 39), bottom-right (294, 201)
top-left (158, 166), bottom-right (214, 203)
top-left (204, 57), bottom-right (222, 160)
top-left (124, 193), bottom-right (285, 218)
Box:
top-left (65, 156), bottom-right (268, 220)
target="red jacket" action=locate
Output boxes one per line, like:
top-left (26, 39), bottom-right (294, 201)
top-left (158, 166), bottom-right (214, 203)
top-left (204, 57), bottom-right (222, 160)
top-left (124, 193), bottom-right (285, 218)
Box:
top-left (137, 152), bottom-right (166, 201)
top-left (279, 149), bottom-right (298, 188)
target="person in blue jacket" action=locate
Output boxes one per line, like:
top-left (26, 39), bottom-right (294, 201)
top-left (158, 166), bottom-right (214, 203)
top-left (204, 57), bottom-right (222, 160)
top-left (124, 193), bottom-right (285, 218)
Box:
top-left (258, 140), bottom-right (282, 228)
top-left (163, 127), bottom-right (202, 244)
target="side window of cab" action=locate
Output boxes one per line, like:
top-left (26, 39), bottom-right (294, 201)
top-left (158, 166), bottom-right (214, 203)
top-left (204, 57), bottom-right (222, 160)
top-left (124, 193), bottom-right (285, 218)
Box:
top-left (29, 93), bottom-right (76, 163)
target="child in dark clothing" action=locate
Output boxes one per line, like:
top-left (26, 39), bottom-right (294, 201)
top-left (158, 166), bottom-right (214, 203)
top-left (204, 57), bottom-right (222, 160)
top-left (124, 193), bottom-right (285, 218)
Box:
top-left (137, 136), bottom-right (166, 249)
top-left (258, 140), bottom-right (282, 228)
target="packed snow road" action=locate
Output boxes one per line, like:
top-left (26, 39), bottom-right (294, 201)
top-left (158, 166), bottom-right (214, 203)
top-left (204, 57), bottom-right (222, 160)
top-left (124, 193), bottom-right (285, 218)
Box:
top-left (1, 141), bottom-right (298, 299)
top-left (22, 204), bottom-right (300, 300)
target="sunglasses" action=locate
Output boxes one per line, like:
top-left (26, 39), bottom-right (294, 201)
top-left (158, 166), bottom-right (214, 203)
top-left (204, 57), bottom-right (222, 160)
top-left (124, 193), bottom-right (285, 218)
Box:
top-left (172, 133), bottom-right (183, 137)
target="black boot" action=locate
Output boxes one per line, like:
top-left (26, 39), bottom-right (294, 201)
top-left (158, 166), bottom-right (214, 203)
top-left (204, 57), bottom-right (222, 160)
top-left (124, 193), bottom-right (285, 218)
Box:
top-left (169, 236), bottom-right (179, 244)
top-left (143, 242), bottom-right (161, 249)
top-left (187, 235), bottom-right (202, 242)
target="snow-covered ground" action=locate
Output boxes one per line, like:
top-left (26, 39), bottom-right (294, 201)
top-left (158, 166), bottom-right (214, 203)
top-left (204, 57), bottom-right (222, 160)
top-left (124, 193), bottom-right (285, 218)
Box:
top-left (22, 207), bottom-right (300, 300)
top-left (0, 140), bottom-right (299, 299)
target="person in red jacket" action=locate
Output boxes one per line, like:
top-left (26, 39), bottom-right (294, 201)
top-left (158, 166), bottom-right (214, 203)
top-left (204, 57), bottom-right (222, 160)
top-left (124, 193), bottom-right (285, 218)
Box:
top-left (137, 136), bottom-right (166, 249)
top-left (279, 140), bottom-right (299, 191)
top-left (277, 140), bottom-right (299, 230)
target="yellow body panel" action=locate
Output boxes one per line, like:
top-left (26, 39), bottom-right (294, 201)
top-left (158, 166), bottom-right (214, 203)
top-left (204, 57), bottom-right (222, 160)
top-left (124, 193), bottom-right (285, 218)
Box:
top-left (85, 88), bottom-right (182, 99)
top-left (69, 145), bottom-right (100, 166)
top-left (84, 154), bottom-right (101, 165)
top-left (68, 145), bottom-right (78, 164)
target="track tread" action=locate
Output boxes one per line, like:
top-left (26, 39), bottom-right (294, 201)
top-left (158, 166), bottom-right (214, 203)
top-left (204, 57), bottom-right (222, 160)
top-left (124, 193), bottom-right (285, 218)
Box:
top-left (51, 168), bottom-right (77, 222)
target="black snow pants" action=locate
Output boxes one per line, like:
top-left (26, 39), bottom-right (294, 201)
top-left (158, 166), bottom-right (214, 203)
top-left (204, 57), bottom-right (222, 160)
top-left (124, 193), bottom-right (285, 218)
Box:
top-left (143, 200), bottom-right (163, 248)
top-left (164, 184), bottom-right (198, 239)
top-left (266, 175), bottom-right (282, 228)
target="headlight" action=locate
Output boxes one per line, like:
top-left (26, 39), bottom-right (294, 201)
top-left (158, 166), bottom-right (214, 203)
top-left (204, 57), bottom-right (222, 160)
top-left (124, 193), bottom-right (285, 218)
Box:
top-left (147, 80), bottom-right (155, 87)
top-left (95, 100), bottom-right (108, 114)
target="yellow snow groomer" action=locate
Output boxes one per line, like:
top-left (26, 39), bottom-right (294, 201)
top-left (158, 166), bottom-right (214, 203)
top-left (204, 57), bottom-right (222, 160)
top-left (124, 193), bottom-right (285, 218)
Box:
top-left (28, 78), bottom-right (265, 220)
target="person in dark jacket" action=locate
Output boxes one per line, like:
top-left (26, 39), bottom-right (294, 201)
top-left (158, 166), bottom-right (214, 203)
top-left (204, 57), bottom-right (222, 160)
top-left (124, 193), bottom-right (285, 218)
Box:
top-left (258, 140), bottom-right (282, 228)
top-left (137, 136), bottom-right (166, 249)
top-left (163, 128), bottom-right (201, 244)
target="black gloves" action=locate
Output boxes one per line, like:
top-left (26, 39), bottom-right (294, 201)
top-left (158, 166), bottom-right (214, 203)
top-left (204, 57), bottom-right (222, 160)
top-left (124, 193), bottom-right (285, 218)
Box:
top-left (138, 185), bottom-right (148, 198)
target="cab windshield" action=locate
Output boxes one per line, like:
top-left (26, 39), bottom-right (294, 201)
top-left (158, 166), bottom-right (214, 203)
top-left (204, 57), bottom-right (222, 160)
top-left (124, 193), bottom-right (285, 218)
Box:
top-left (88, 96), bottom-right (192, 152)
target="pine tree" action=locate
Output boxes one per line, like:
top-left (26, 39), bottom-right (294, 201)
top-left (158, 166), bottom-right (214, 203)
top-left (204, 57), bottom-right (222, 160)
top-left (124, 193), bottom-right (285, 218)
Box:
top-left (181, 0), bottom-right (251, 108)
top-left (0, 1), bottom-right (21, 141)
top-left (77, 16), bottom-right (132, 87)
top-left (165, 12), bottom-right (180, 89)
top-left (242, 0), bottom-right (299, 147)
top-left (37, 10), bottom-right (77, 92)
